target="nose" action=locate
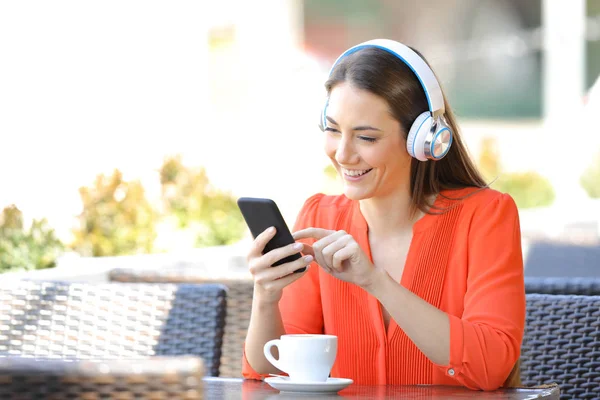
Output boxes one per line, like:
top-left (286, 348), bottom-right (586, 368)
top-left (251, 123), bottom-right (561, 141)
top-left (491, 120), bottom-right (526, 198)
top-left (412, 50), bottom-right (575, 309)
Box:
top-left (335, 135), bottom-right (358, 165)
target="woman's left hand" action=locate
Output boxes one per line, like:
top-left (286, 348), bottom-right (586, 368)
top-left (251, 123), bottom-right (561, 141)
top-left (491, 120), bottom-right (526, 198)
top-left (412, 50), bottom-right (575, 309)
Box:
top-left (292, 228), bottom-right (377, 289)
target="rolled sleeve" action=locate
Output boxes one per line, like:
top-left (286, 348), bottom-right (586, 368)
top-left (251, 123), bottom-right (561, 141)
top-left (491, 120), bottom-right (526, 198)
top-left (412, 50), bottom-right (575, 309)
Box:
top-left (242, 344), bottom-right (270, 380)
top-left (437, 314), bottom-right (465, 377)
top-left (434, 193), bottom-right (526, 390)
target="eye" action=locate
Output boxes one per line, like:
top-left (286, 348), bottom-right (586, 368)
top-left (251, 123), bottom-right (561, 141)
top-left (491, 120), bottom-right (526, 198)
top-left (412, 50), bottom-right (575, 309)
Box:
top-left (359, 136), bottom-right (377, 143)
top-left (324, 127), bottom-right (340, 134)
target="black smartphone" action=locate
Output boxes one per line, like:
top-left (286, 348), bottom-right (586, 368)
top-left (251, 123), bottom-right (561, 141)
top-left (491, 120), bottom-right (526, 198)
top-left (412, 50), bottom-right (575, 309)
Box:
top-left (237, 197), bottom-right (305, 272)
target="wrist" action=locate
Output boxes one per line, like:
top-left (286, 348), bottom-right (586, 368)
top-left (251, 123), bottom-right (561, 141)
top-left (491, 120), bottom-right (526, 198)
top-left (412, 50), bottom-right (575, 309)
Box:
top-left (361, 267), bottom-right (391, 296)
top-left (253, 291), bottom-right (281, 311)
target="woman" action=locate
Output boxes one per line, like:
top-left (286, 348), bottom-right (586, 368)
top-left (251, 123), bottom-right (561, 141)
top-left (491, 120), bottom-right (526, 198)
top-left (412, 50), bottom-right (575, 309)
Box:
top-left (242, 39), bottom-right (525, 390)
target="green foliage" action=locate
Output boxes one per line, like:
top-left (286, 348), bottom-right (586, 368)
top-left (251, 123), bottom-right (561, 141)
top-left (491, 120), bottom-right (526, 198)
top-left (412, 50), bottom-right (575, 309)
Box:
top-left (193, 192), bottom-right (246, 247)
top-left (477, 137), bottom-right (501, 179)
top-left (478, 137), bottom-right (555, 209)
top-left (0, 205), bottom-right (64, 273)
top-left (324, 164), bottom-right (338, 180)
top-left (2, 155), bottom-right (248, 265)
top-left (159, 155), bottom-right (245, 247)
top-left (495, 172), bottom-right (556, 209)
top-left (160, 155), bottom-right (210, 227)
top-left (580, 150), bottom-right (600, 198)
top-left (71, 169), bottom-right (157, 256)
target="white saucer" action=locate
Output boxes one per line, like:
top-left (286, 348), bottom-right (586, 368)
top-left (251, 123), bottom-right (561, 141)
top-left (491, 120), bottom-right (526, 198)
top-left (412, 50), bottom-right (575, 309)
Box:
top-left (264, 376), bottom-right (353, 393)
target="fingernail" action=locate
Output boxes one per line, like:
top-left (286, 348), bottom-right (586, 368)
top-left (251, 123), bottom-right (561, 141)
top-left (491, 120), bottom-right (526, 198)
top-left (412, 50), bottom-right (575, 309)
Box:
top-left (268, 227), bottom-right (276, 233)
top-left (293, 243), bottom-right (303, 250)
top-left (304, 255), bottom-right (313, 263)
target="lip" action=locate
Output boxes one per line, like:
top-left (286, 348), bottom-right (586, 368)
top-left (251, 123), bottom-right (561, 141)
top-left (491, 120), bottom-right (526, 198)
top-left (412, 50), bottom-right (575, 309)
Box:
top-left (342, 168), bottom-right (373, 182)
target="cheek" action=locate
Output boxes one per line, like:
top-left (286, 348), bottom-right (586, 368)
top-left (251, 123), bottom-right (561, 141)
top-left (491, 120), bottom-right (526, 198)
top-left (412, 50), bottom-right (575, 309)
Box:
top-left (398, 141), bottom-right (413, 166)
top-left (361, 147), bottom-right (388, 167)
top-left (364, 144), bottom-right (408, 169)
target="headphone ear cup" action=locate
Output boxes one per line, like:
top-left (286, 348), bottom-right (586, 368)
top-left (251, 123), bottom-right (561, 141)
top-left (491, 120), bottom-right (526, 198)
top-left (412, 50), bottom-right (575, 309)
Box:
top-left (429, 122), bottom-right (453, 160)
top-left (406, 112), bottom-right (432, 161)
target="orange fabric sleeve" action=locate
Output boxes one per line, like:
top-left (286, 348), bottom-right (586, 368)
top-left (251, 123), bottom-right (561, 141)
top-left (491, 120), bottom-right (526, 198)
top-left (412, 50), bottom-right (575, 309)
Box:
top-left (242, 194), bottom-right (325, 380)
top-left (434, 193), bottom-right (526, 390)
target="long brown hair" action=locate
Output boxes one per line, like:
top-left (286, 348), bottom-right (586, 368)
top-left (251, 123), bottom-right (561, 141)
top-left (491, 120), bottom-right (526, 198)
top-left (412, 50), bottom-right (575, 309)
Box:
top-left (324, 46), bottom-right (487, 216)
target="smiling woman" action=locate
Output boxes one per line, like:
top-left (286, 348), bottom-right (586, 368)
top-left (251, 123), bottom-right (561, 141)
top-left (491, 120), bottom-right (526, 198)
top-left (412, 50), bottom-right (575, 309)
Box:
top-left (321, 43), bottom-right (486, 216)
top-left (322, 82), bottom-right (413, 201)
top-left (242, 39), bottom-right (525, 391)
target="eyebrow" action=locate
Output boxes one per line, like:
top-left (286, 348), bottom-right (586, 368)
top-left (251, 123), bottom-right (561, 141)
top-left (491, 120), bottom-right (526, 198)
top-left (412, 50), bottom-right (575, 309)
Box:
top-left (326, 116), bottom-right (382, 132)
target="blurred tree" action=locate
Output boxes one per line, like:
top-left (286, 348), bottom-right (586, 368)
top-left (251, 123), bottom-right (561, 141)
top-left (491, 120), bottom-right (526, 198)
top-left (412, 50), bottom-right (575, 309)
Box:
top-left (478, 137), bottom-right (555, 209)
top-left (477, 137), bottom-right (501, 179)
top-left (159, 155), bottom-right (245, 247)
top-left (0, 205), bottom-right (64, 273)
top-left (1, 204), bottom-right (24, 230)
top-left (160, 155), bottom-right (210, 228)
top-left (194, 190), bottom-right (246, 247)
top-left (496, 171), bottom-right (556, 209)
top-left (580, 150), bottom-right (600, 198)
top-left (321, 164), bottom-right (343, 196)
top-left (72, 169), bottom-right (157, 256)
top-left (324, 164), bottom-right (338, 180)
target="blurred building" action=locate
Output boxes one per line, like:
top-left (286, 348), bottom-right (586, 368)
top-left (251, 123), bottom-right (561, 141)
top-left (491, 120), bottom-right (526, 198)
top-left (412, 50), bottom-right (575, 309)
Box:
top-left (128, 0), bottom-right (600, 237)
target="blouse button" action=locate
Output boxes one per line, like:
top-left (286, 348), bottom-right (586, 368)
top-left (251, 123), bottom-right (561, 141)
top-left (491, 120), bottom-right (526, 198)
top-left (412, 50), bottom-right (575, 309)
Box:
top-left (448, 368), bottom-right (455, 376)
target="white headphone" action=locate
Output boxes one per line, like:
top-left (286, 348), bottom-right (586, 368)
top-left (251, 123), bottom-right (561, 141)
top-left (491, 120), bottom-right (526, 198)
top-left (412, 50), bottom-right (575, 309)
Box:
top-left (322, 39), bottom-right (453, 162)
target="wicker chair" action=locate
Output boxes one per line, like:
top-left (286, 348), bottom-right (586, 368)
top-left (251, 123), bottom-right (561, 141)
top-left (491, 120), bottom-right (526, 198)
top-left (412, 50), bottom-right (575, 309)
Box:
top-left (0, 356), bottom-right (205, 399)
top-left (525, 277), bottom-right (600, 295)
top-left (522, 294), bottom-right (600, 400)
top-left (108, 267), bottom-right (254, 378)
top-left (0, 280), bottom-right (227, 376)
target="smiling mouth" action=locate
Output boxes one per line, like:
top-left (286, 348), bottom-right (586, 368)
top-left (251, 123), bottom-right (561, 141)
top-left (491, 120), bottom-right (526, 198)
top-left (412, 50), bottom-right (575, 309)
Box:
top-left (343, 168), bottom-right (373, 177)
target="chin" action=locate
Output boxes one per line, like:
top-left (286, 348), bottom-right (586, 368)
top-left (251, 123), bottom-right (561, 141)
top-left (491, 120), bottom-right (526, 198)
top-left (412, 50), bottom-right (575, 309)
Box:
top-left (342, 187), bottom-right (374, 201)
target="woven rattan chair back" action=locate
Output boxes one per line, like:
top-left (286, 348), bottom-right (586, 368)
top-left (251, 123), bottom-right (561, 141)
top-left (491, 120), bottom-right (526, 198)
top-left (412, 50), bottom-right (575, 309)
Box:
top-left (526, 277), bottom-right (600, 295)
top-left (522, 294), bottom-right (600, 400)
top-left (108, 267), bottom-right (253, 378)
top-left (0, 280), bottom-right (226, 376)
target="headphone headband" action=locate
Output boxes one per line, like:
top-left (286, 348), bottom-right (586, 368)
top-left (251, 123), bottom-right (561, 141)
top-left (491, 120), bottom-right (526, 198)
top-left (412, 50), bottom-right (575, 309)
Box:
top-left (328, 39), bottom-right (445, 115)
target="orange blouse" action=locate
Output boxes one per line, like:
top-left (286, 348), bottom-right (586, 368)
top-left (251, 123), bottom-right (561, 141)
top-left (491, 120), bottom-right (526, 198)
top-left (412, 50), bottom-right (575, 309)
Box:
top-left (242, 187), bottom-right (525, 390)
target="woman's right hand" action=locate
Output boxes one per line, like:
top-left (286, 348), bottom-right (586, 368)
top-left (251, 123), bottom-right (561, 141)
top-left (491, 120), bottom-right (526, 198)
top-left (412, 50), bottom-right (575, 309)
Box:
top-left (247, 227), bottom-right (313, 305)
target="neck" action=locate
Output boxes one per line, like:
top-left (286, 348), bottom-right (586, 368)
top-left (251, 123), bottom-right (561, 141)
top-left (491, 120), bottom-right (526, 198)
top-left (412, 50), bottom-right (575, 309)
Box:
top-left (358, 183), bottom-right (422, 238)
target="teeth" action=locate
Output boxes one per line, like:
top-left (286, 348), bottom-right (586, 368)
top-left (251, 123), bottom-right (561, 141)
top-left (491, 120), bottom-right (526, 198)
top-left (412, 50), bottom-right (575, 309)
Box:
top-left (343, 168), bottom-right (371, 177)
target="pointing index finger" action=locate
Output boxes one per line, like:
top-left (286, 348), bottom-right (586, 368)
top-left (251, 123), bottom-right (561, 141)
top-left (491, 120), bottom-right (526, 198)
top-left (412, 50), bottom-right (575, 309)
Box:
top-left (292, 228), bottom-right (334, 240)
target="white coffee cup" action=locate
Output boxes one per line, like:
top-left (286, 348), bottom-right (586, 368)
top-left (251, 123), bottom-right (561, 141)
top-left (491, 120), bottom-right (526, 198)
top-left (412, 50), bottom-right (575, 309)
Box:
top-left (263, 334), bottom-right (338, 382)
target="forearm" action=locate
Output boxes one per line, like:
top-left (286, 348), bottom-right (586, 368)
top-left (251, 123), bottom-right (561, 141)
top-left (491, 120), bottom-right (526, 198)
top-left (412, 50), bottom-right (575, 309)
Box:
top-left (244, 293), bottom-right (287, 374)
top-left (365, 268), bottom-right (450, 366)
